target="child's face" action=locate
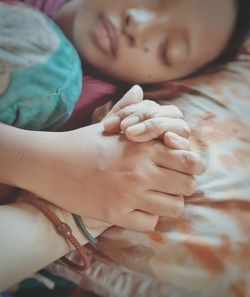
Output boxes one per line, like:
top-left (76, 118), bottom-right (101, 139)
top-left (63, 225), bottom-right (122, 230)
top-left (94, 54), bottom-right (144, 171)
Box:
top-left (73, 0), bottom-right (236, 83)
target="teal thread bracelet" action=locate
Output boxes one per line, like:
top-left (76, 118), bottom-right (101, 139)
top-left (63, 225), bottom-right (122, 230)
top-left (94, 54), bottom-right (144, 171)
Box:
top-left (73, 215), bottom-right (98, 244)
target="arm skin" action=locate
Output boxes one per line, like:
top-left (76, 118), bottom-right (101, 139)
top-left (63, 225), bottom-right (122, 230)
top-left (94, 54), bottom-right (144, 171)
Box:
top-left (0, 86), bottom-right (205, 291)
top-left (0, 120), bottom-right (199, 231)
top-left (0, 200), bottom-right (105, 292)
top-left (0, 122), bottom-right (59, 189)
top-left (0, 201), bottom-right (83, 291)
top-left (0, 122), bottom-right (107, 290)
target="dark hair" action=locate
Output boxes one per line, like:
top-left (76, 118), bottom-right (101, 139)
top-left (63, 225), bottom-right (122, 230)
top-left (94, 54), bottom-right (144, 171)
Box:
top-left (211, 0), bottom-right (250, 66)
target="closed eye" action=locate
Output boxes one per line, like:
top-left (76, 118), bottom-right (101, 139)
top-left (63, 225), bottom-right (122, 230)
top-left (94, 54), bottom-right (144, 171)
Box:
top-left (161, 39), bottom-right (170, 67)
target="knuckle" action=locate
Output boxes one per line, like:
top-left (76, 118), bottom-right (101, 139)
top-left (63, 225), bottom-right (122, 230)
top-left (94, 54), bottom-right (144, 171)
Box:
top-left (183, 152), bottom-right (199, 174)
top-left (150, 215), bottom-right (159, 231)
top-left (183, 176), bottom-right (196, 196)
top-left (120, 100), bottom-right (159, 123)
top-left (145, 118), bottom-right (163, 132)
top-left (116, 110), bottom-right (127, 120)
top-left (117, 106), bottom-right (136, 119)
top-left (141, 100), bottom-right (159, 119)
top-left (181, 121), bottom-right (191, 138)
top-left (155, 118), bottom-right (164, 130)
top-left (143, 215), bottom-right (159, 232)
top-left (198, 158), bottom-right (207, 175)
top-left (171, 196), bottom-right (184, 218)
top-left (144, 99), bottom-right (159, 109)
top-left (144, 119), bottom-right (153, 131)
top-left (183, 152), bottom-right (206, 175)
top-left (195, 155), bottom-right (207, 175)
top-left (169, 105), bottom-right (184, 118)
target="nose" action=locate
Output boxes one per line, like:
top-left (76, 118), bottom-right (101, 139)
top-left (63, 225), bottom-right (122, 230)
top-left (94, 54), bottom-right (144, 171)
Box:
top-left (122, 8), bottom-right (155, 46)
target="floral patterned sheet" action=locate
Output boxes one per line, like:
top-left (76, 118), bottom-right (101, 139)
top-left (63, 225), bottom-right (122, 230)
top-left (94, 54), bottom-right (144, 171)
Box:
top-left (48, 39), bottom-right (250, 297)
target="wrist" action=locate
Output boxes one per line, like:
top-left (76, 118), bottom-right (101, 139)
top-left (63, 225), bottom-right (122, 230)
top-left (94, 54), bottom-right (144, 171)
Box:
top-left (55, 209), bottom-right (108, 245)
top-left (19, 193), bottom-right (105, 247)
top-left (19, 194), bottom-right (92, 271)
top-left (52, 206), bottom-right (91, 246)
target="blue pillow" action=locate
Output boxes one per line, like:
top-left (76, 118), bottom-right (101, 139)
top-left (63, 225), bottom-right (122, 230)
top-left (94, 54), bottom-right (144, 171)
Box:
top-left (0, 2), bottom-right (82, 130)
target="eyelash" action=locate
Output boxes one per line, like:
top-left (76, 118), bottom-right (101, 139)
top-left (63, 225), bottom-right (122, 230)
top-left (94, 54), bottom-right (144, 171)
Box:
top-left (161, 40), bottom-right (170, 66)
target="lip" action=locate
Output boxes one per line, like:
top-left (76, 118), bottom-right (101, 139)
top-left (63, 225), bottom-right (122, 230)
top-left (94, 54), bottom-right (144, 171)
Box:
top-left (94, 13), bottom-right (118, 57)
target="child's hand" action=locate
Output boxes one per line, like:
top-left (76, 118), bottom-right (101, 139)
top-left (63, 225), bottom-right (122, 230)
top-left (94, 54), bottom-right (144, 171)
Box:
top-left (104, 99), bottom-right (190, 143)
top-left (103, 86), bottom-right (205, 177)
top-left (103, 86), bottom-right (190, 144)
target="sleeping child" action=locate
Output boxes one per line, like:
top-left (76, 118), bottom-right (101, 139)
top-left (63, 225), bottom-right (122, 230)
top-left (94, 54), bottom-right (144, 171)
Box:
top-left (0, 0), bottom-right (249, 290)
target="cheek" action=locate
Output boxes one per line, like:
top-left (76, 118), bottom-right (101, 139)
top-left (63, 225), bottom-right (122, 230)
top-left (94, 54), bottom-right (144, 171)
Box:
top-left (102, 49), bottom-right (170, 83)
top-left (73, 19), bottom-right (89, 57)
top-left (108, 53), bottom-right (160, 82)
top-left (74, 32), bottom-right (179, 83)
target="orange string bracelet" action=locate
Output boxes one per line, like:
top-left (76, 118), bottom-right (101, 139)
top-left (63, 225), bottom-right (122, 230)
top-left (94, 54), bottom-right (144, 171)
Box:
top-left (19, 195), bottom-right (90, 271)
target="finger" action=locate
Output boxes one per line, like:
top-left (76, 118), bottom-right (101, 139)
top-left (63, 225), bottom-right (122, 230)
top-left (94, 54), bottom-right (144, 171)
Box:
top-left (152, 144), bottom-right (206, 175)
top-left (138, 192), bottom-right (184, 218)
top-left (163, 132), bottom-right (191, 150)
top-left (120, 104), bottom-right (183, 132)
top-left (119, 100), bottom-right (159, 131)
top-left (111, 85), bottom-right (143, 113)
top-left (103, 85), bottom-right (143, 131)
top-left (126, 117), bottom-right (190, 142)
top-left (93, 101), bottom-right (113, 124)
top-left (105, 99), bottom-right (159, 133)
top-left (115, 211), bottom-right (159, 232)
top-left (82, 217), bottom-right (112, 234)
top-left (153, 105), bottom-right (183, 119)
top-left (150, 165), bottom-right (196, 196)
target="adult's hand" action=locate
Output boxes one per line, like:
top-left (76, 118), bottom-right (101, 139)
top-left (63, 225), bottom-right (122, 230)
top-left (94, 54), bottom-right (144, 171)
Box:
top-left (19, 121), bottom-right (204, 231)
top-left (0, 87), bottom-right (205, 233)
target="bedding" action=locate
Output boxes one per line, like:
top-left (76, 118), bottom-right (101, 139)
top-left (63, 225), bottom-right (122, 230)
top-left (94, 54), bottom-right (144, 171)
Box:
top-left (47, 39), bottom-right (250, 297)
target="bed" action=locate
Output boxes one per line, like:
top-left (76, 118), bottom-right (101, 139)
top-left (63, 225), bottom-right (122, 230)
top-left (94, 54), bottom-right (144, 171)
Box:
top-left (47, 38), bottom-right (250, 297)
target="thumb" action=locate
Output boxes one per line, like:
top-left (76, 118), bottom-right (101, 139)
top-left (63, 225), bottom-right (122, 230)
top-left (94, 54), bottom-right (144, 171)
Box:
top-left (104, 85), bottom-right (143, 120)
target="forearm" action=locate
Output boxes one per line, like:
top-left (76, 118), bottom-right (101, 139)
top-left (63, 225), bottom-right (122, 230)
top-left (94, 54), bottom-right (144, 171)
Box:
top-left (0, 201), bottom-right (89, 291)
top-left (0, 123), bottom-right (95, 211)
top-left (0, 123), bottom-right (56, 189)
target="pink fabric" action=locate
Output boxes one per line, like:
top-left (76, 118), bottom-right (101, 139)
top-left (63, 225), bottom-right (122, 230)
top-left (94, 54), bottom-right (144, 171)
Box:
top-left (62, 75), bottom-right (118, 130)
top-left (22, 0), bottom-right (66, 18)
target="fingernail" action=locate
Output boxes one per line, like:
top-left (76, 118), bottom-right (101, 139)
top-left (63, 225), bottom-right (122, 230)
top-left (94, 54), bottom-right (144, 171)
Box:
top-left (103, 115), bottom-right (120, 131)
top-left (127, 123), bottom-right (146, 136)
top-left (122, 116), bottom-right (140, 129)
top-left (167, 132), bottom-right (190, 147)
top-left (168, 133), bottom-right (182, 142)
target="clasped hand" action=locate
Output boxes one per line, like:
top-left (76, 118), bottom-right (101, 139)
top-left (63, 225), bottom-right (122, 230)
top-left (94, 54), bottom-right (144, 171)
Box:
top-left (27, 86), bottom-right (205, 232)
